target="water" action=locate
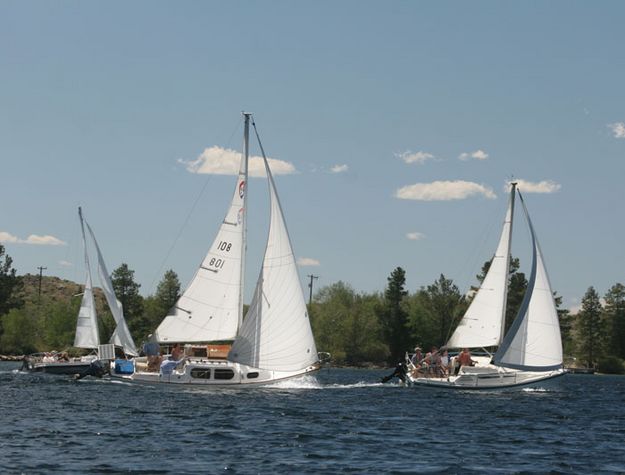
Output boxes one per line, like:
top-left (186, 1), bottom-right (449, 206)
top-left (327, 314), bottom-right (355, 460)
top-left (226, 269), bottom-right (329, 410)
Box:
top-left (2, 362), bottom-right (625, 474)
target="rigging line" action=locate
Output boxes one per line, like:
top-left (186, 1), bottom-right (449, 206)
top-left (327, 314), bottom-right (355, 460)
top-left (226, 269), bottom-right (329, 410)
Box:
top-left (148, 117), bottom-right (244, 294)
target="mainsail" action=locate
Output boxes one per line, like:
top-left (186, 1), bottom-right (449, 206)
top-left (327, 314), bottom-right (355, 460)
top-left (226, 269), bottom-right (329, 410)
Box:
top-left (84, 221), bottom-right (138, 357)
top-left (229, 146), bottom-right (318, 372)
top-left (447, 185), bottom-right (515, 349)
top-left (493, 191), bottom-right (563, 371)
top-left (73, 207), bottom-right (100, 350)
top-left (155, 123), bottom-right (248, 344)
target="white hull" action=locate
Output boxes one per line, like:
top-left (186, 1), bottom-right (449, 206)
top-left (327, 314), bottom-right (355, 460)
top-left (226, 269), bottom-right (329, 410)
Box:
top-left (110, 357), bottom-right (320, 387)
top-left (406, 363), bottom-right (566, 390)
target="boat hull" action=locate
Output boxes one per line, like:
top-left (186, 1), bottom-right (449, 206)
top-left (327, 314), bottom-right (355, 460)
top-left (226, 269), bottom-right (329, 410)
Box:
top-left (406, 365), bottom-right (566, 390)
top-left (23, 356), bottom-right (105, 378)
top-left (109, 357), bottom-right (319, 387)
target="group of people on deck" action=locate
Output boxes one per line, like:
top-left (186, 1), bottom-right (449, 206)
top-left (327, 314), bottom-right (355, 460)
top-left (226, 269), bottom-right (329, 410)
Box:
top-left (410, 346), bottom-right (476, 378)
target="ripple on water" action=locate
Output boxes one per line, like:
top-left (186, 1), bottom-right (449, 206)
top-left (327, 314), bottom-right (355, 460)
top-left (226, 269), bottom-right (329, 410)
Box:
top-left (1, 365), bottom-right (625, 473)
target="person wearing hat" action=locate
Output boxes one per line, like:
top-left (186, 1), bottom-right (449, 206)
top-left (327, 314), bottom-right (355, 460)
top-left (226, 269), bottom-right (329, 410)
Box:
top-left (410, 346), bottom-right (423, 366)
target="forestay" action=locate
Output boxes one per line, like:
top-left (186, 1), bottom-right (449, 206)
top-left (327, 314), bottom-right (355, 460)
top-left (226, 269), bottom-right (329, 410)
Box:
top-left (229, 154), bottom-right (318, 372)
top-left (73, 208), bottom-right (100, 350)
top-left (447, 188), bottom-right (515, 349)
top-left (85, 221), bottom-right (138, 356)
top-left (493, 192), bottom-right (563, 371)
top-left (155, 151), bottom-right (247, 343)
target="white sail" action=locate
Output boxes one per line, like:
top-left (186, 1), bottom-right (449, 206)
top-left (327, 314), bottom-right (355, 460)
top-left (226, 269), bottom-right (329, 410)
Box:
top-left (229, 155), bottom-right (318, 372)
top-left (84, 221), bottom-right (138, 356)
top-left (493, 192), bottom-right (563, 371)
top-left (155, 141), bottom-right (248, 344)
top-left (447, 188), bottom-right (515, 349)
top-left (73, 208), bottom-right (100, 350)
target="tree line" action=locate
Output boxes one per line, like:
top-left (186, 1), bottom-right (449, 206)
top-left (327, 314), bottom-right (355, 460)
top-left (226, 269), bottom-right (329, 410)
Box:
top-left (1, 243), bottom-right (624, 373)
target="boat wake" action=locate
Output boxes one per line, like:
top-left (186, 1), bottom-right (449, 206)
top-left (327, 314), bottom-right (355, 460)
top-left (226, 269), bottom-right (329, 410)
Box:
top-left (522, 387), bottom-right (551, 393)
top-left (265, 376), bottom-right (388, 390)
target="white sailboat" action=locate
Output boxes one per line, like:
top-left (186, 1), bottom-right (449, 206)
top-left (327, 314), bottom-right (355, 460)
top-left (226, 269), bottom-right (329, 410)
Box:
top-left (24, 208), bottom-right (137, 376)
top-left (110, 113), bottom-right (320, 386)
top-left (406, 182), bottom-right (566, 389)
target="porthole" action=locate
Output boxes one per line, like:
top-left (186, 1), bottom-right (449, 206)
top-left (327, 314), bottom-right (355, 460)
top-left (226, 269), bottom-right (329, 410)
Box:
top-left (246, 372), bottom-right (259, 379)
top-left (190, 368), bottom-right (211, 379)
top-left (214, 369), bottom-right (235, 380)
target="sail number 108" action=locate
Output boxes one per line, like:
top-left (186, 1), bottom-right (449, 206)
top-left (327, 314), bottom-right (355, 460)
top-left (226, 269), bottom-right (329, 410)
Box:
top-left (217, 241), bottom-right (232, 252)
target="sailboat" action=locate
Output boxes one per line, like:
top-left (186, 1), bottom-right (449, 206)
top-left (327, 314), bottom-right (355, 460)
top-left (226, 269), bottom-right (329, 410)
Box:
top-left (405, 182), bottom-right (566, 389)
top-left (23, 208), bottom-right (138, 377)
top-left (110, 113), bottom-right (320, 386)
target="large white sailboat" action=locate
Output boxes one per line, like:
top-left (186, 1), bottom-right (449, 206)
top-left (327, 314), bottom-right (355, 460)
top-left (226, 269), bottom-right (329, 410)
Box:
top-left (406, 182), bottom-right (566, 389)
top-left (23, 208), bottom-right (138, 377)
top-left (110, 113), bottom-right (319, 386)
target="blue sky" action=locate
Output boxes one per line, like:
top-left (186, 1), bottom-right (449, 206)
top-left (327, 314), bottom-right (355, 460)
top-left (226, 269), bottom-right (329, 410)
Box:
top-left (1, 1), bottom-right (624, 311)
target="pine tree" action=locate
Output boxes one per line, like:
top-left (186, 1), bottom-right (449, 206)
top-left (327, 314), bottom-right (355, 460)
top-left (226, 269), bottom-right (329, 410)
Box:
top-left (111, 263), bottom-right (145, 341)
top-left (379, 267), bottom-right (410, 364)
top-left (576, 286), bottom-right (603, 367)
top-left (0, 244), bottom-right (23, 316)
top-left (155, 269), bottom-right (181, 313)
top-left (603, 283), bottom-right (625, 359)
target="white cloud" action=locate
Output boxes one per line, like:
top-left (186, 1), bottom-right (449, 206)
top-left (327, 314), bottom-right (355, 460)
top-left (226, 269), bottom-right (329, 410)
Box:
top-left (297, 257), bottom-right (320, 267)
top-left (459, 149), bottom-right (489, 161)
top-left (179, 146), bottom-right (297, 177)
top-left (0, 231), bottom-right (66, 246)
top-left (330, 164), bottom-right (349, 173)
top-left (59, 260), bottom-right (73, 267)
top-left (395, 180), bottom-right (496, 201)
top-left (608, 122), bottom-right (625, 139)
top-left (396, 150), bottom-right (434, 164)
top-left (406, 232), bottom-right (426, 241)
top-left (507, 179), bottom-right (561, 194)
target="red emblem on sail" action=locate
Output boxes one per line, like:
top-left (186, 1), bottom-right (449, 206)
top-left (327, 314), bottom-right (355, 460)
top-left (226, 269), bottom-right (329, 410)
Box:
top-left (239, 180), bottom-right (246, 198)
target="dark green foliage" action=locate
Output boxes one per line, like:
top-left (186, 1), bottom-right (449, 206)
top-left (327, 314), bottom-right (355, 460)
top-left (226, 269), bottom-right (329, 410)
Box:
top-left (596, 356), bottom-right (625, 374)
top-left (603, 283), bottom-right (625, 359)
top-left (155, 270), bottom-right (181, 313)
top-left (0, 244), bottom-right (23, 318)
top-left (310, 282), bottom-right (388, 365)
top-left (576, 286), bottom-right (604, 367)
top-left (0, 307), bottom-right (37, 354)
top-left (111, 263), bottom-right (146, 342)
top-left (379, 268), bottom-right (410, 363)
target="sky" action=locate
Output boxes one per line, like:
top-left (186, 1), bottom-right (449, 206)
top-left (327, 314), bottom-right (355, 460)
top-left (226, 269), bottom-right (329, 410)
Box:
top-left (1, 1), bottom-right (624, 312)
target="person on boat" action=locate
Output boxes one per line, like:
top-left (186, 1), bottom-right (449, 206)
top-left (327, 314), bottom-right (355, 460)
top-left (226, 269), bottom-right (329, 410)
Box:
top-left (410, 347), bottom-right (423, 366)
top-left (171, 343), bottom-right (183, 361)
top-left (439, 349), bottom-right (450, 377)
top-left (456, 348), bottom-right (476, 372)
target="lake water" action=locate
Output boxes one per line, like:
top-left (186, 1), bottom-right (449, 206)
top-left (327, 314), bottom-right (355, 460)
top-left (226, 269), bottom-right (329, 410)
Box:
top-left (1, 362), bottom-right (625, 474)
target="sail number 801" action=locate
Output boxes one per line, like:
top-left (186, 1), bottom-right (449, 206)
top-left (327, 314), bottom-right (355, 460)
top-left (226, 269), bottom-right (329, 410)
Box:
top-left (209, 257), bottom-right (225, 269)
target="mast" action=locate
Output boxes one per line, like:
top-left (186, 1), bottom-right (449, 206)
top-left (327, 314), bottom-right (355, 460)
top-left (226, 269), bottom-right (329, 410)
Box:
top-left (499, 181), bottom-right (516, 344)
top-left (238, 112), bottom-right (251, 332)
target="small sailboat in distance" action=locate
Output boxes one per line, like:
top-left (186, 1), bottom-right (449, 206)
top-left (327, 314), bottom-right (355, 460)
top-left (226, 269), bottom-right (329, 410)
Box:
top-left (23, 208), bottom-right (137, 377)
top-left (405, 182), bottom-right (566, 389)
top-left (110, 113), bottom-right (320, 386)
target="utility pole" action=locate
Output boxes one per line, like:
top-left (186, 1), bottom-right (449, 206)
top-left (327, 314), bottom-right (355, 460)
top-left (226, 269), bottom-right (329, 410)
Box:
top-left (307, 274), bottom-right (319, 306)
top-left (37, 266), bottom-right (47, 302)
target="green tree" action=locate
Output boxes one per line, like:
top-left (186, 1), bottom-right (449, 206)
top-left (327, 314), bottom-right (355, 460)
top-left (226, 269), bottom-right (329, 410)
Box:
top-left (379, 267), bottom-right (410, 363)
top-left (111, 263), bottom-right (145, 341)
top-left (576, 286), bottom-right (604, 367)
top-left (0, 307), bottom-right (37, 354)
top-left (155, 269), bottom-right (181, 313)
top-left (0, 244), bottom-right (23, 316)
top-left (310, 282), bottom-right (387, 365)
top-left (603, 283), bottom-right (625, 359)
